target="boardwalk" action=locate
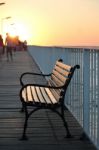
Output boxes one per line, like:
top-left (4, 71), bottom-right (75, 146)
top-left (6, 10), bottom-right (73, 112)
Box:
top-left (0, 51), bottom-right (97, 150)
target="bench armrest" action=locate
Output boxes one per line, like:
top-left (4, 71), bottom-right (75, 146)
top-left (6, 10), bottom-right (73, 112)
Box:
top-left (20, 72), bottom-right (51, 86)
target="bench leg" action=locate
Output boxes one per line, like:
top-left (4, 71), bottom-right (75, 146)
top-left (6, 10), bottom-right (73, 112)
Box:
top-left (51, 108), bottom-right (72, 138)
top-left (20, 107), bottom-right (41, 140)
top-left (61, 107), bottom-right (72, 138)
top-left (61, 115), bottom-right (72, 138)
top-left (20, 105), bottom-right (28, 140)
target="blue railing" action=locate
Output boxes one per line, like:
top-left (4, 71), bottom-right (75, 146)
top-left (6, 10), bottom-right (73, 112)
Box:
top-left (28, 45), bottom-right (99, 150)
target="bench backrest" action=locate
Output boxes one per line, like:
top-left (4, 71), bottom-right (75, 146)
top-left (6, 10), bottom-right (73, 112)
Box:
top-left (48, 59), bottom-right (80, 104)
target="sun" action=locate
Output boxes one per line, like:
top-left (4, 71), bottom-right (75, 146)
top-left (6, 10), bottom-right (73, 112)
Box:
top-left (15, 22), bottom-right (29, 41)
top-left (4, 22), bottom-right (30, 42)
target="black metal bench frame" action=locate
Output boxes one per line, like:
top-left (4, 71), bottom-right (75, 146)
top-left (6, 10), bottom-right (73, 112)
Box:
top-left (19, 59), bottom-right (80, 140)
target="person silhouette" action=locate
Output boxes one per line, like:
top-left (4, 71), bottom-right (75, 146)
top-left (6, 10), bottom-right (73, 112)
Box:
top-left (5, 33), bottom-right (13, 61)
top-left (0, 34), bottom-right (4, 61)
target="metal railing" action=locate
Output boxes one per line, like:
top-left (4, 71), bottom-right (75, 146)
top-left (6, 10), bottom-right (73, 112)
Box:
top-left (28, 45), bottom-right (99, 149)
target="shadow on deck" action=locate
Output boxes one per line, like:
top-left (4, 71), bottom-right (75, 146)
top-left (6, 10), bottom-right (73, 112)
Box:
top-left (0, 51), bottom-right (97, 150)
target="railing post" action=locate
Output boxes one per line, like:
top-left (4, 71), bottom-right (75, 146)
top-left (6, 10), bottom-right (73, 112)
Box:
top-left (83, 49), bottom-right (90, 137)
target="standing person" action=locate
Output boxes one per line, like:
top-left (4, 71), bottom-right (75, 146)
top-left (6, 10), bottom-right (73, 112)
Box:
top-left (0, 34), bottom-right (4, 61)
top-left (5, 33), bottom-right (13, 61)
top-left (23, 40), bottom-right (27, 51)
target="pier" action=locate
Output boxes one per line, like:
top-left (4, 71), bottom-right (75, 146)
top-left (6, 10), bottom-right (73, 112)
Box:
top-left (0, 51), bottom-right (97, 150)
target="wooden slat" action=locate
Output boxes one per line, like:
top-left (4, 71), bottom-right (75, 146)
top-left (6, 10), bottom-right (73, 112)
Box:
top-left (26, 86), bottom-right (33, 102)
top-left (30, 86), bottom-right (35, 103)
top-left (51, 74), bottom-right (64, 86)
top-left (52, 70), bottom-right (66, 83)
top-left (35, 87), bottom-right (46, 103)
top-left (40, 87), bottom-right (53, 104)
top-left (49, 88), bottom-right (60, 102)
top-left (48, 79), bottom-right (61, 96)
top-left (54, 65), bottom-right (71, 77)
top-left (45, 88), bottom-right (58, 104)
top-left (31, 86), bottom-right (39, 103)
top-left (56, 61), bottom-right (71, 71)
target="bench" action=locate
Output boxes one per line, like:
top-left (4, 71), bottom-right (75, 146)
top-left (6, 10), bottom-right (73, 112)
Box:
top-left (19, 59), bottom-right (80, 140)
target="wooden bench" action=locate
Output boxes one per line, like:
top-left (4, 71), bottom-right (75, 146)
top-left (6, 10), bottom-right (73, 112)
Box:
top-left (19, 59), bottom-right (80, 140)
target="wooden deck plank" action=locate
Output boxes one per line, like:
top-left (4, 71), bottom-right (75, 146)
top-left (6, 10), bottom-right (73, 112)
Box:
top-left (0, 51), bottom-right (97, 150)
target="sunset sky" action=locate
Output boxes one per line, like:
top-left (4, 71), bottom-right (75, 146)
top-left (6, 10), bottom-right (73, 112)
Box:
top-left (0, 0), bottom-right (99, 46)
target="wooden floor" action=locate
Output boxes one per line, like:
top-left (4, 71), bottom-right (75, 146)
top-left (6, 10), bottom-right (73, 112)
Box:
top-left (0, 51), bottom-right (97, 150)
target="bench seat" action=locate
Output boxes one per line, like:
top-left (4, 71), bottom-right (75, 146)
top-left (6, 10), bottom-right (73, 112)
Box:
top-left (22, 86), bottom-right (60, 106)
